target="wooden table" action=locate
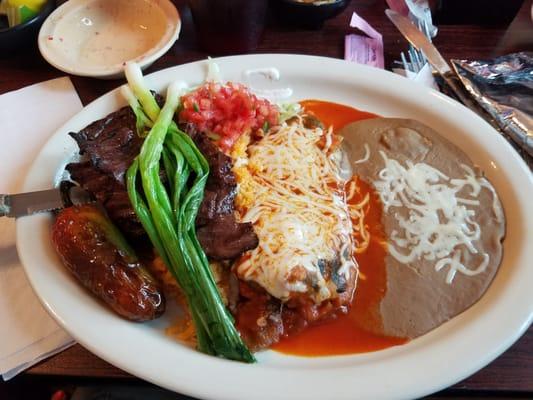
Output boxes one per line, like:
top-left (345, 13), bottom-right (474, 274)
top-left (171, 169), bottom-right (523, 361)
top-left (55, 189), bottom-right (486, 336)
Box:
top-left (1, 0), bottom-right (532, 398)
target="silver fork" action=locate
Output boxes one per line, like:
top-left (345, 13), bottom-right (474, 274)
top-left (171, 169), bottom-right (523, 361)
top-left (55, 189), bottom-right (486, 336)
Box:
top-left (400, 19), bottom-right (432, 73)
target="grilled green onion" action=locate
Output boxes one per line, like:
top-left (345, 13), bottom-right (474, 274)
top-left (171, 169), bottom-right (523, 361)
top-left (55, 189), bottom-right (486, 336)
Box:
top-left (124, 63), bottom-right (255, 362)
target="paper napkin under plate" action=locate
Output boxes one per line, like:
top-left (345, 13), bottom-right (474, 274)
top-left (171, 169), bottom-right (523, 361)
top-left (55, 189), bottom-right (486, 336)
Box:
top-left (0, 77), bottom-right (83, 380)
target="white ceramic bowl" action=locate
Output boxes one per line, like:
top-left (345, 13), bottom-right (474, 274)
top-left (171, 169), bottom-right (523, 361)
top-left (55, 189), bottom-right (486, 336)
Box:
top-left (38, 0), bottom-right (181, 79)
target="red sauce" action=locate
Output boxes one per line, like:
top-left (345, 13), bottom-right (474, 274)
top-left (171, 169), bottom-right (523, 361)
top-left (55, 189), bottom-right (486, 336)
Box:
top-left (299, 99), bottom-right (377, 132)
top-left (272, 100), bottom-right (407, 356)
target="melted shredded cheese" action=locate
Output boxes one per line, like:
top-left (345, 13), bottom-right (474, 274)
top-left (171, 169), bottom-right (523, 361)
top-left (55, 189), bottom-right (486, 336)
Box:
top-left (354, 143), bottom-right (370, 164)
top-left (232, 117), bottom-right (364, 303)
top-left (345, 178), bottom-right (371, 254)
top-left (374, 150), bottom-right (489, 283)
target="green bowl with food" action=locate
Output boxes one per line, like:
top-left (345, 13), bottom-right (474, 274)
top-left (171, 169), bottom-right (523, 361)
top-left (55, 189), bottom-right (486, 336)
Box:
top-left (0, 0), bottom-right (55, 53)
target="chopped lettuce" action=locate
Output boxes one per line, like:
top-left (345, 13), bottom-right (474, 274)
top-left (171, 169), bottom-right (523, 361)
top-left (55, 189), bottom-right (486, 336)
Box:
top-left (279, 102), bottom-right (302, 123)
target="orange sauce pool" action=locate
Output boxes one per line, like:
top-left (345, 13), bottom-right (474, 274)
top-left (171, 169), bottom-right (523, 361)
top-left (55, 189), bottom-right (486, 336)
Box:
top-left (272, 100), bottom-right (407, 356)
top-left (299, 99), bottom-right (377, 132)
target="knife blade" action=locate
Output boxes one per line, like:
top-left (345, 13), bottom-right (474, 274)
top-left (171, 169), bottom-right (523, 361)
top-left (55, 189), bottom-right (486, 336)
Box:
top-left (386, 9), bottom-right (452, 76)
top-left (0, 185), bottom-right (93, 218)
top-left (386, 8), bottom-right (469, 102)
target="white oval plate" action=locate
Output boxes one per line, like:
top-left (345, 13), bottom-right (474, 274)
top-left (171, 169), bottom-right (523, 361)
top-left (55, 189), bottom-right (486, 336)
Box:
top-left (17, 55), bottom-right (533, 400)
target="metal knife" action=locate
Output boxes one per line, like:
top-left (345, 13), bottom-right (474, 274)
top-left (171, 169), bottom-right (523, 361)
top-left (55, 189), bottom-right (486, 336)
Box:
top-left (386, 8), bottom-right (533, 167)
top-left (0, 184), bottom-right (93, 218)
top-left (385, 9), bottom-right (493, 116)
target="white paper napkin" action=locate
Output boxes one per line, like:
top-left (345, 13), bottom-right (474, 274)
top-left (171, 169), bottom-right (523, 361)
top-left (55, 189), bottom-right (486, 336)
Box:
top-left (0, 77), bottom-right (83, 380)
top-left (393, 63), bottom-right (439, 90)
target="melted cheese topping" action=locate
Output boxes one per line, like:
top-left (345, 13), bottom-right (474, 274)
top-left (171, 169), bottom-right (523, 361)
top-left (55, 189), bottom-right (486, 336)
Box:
top-left (374, 150), bottom-right (490, 283)
top-left (232, 118), bottom-right (359, 303)
top-left (345, 178), bottom-right (371, 254)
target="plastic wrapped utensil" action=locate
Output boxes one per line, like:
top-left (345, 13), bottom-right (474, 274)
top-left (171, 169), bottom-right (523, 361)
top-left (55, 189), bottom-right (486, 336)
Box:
top-left (452, 52), bottom-right (533, 161)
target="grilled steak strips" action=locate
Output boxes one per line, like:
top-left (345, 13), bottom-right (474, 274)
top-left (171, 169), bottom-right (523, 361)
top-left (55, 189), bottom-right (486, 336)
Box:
top-left (69, 107), bottom-right (143, 183)
top-left (183, 123), bottom-right (259, 260)
top-left (67, 108), bottom-right (259, 261)
top-left (66, 107), bottom-right (145, 239)
top-left (67, 161), bottom-right (145, 238)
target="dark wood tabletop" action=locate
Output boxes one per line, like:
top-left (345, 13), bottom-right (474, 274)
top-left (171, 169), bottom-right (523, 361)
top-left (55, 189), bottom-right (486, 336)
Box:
top-left (1, 0), bottom-right (532, 398)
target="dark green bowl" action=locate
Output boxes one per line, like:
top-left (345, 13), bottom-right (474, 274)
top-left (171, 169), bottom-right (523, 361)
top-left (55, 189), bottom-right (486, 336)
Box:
top-left (0, 0), bottom-right (55, 54)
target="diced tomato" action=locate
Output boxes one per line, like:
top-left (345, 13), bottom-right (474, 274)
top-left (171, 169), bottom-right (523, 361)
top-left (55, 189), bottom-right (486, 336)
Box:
top-left (179, 82), bottom-right (279, 152)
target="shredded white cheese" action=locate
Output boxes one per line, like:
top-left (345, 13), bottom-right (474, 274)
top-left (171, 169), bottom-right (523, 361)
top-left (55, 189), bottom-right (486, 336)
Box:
top-left (354, 143), bottom-right (370, 164)
top-left (234, 119), bottom-right (358, 302)
top-left (374, 151), bottom-right (490, 284)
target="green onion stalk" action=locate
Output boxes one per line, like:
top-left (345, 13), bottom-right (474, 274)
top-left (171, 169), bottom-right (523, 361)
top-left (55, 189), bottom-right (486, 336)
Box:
top-left (124, 63), bottom-right (255, 362)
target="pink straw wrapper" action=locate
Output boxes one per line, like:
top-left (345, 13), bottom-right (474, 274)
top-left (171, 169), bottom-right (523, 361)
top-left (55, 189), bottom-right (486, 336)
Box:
top-left (344, 12), bottom-right (384, 69)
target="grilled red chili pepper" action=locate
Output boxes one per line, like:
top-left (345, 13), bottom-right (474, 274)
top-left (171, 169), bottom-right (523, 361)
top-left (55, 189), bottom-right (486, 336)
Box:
top-left (52, 204), bottom-right (165, 321)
